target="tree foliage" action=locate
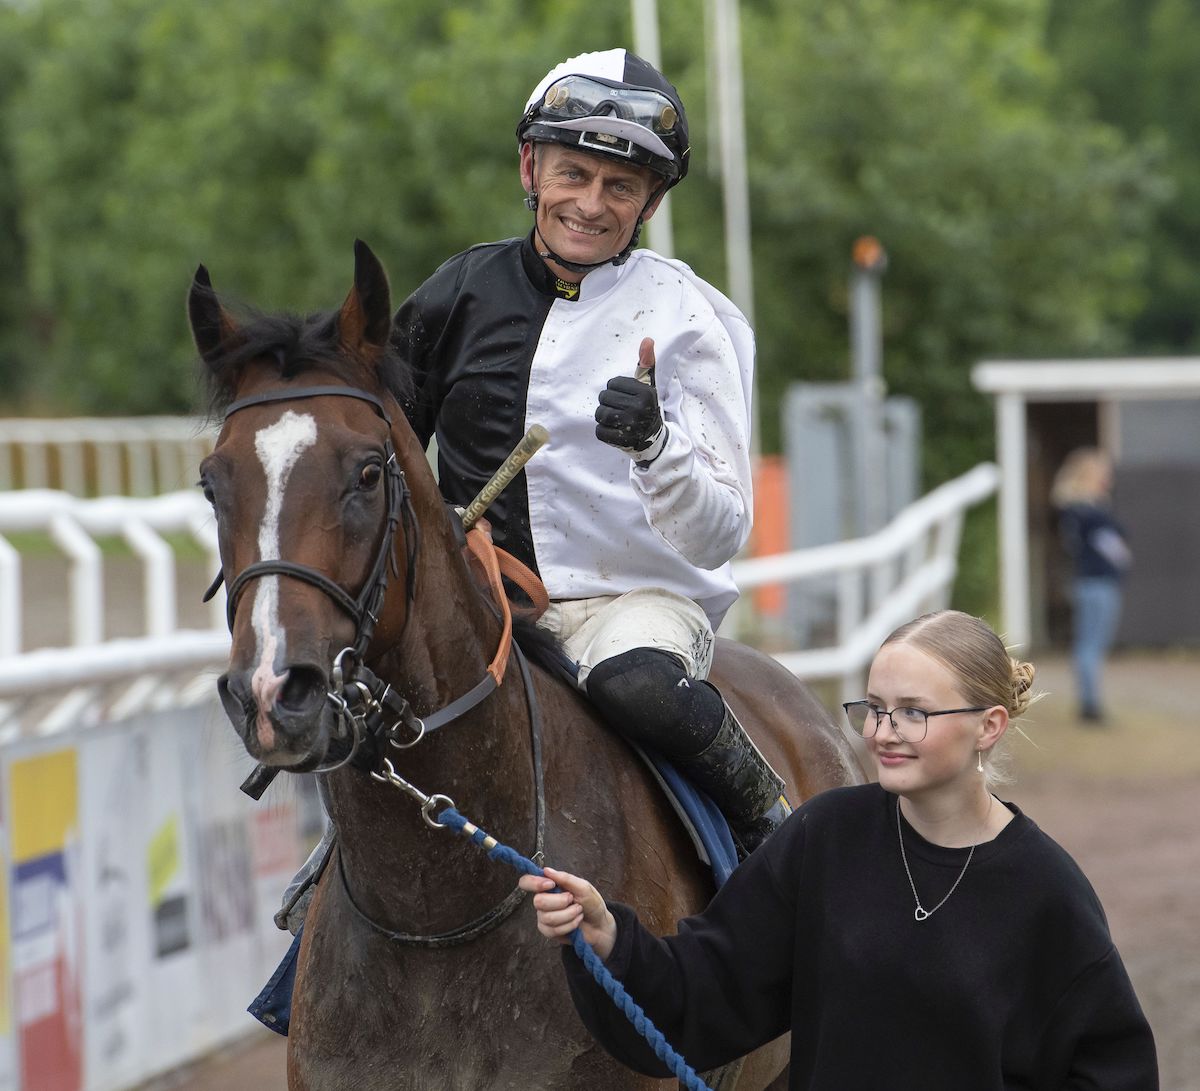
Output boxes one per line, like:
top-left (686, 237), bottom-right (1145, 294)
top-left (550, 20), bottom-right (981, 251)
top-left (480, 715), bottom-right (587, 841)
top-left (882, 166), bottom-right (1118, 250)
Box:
top-left (1046, 0), bottom-right (1200, 352)
top-left (0, 0), bottom-right (1172, 513)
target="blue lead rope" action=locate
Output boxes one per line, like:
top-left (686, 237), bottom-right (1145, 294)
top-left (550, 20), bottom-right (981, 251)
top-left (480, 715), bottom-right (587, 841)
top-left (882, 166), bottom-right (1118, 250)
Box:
top-left (438, 806), bottom-right (714, 1091)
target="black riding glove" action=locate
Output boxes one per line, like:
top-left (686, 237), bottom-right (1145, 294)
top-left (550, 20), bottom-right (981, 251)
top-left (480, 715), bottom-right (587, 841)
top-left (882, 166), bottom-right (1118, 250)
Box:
top-left (595, 373), bottom-right (667, 463)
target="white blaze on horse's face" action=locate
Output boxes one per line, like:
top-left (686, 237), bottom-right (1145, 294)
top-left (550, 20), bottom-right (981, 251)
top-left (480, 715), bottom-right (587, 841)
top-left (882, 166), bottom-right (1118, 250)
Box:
top-left (249, 410), bottom-right (318, 747)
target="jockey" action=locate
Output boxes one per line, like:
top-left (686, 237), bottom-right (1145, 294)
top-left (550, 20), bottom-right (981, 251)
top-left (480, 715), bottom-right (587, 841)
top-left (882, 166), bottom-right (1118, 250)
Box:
top-left (394, 49), bottom-right (789, 856)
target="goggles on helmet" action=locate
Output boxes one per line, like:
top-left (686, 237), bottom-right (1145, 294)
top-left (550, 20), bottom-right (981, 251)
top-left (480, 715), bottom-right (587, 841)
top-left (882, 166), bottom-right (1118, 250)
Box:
top-left (520, 74), bottom-right (683, 172)
top-left (536, 75), bottom-right (679, 138)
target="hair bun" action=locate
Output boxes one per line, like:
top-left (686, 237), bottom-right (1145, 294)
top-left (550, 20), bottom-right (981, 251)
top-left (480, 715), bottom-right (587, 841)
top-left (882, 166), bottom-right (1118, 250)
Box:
top-left (1009, 658), bottom-right (1036, 718)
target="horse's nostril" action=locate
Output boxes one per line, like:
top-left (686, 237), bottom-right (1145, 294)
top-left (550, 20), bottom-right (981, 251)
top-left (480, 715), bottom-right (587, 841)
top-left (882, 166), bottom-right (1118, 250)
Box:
top-left (279, 665), bottom-right (327, 713)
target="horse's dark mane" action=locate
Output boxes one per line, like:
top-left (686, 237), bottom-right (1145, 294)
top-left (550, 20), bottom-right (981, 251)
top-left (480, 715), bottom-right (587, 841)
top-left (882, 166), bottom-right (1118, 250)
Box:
top-left (512, 616), bottom-right (579, 689)
top-left (199, 305), bottom-right (414, 420)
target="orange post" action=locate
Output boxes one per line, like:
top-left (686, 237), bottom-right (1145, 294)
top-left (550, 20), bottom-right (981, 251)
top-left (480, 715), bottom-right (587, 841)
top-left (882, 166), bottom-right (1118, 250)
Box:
top-left (751, 456), bottom-right (788, 617)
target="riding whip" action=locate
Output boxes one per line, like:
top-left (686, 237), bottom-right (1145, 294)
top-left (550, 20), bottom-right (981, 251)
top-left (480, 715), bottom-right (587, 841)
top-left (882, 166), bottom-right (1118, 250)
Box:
top-left (459, 424), bottom-right (550, 530)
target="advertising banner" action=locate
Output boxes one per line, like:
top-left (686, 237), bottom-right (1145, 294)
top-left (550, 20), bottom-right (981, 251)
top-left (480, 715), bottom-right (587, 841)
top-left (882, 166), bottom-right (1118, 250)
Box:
top-left (9, 748), bottom-right (83, 1091)
top-left (0, 778), bottom-right (16, 1091)
top-left (141, 713), bottom-right (205, 1078)
top-left (179, 709), bottom-right (281, 1040)
top-left (79, 727), bottom-right (152, 1091)
top-left (0, 698), bottom-right (311, 1090)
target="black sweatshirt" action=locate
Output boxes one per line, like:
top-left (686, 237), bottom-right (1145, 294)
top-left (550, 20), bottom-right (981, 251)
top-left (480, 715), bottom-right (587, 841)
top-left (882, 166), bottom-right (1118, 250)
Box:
top-left (563, 783), bottom-right (1158, 1090)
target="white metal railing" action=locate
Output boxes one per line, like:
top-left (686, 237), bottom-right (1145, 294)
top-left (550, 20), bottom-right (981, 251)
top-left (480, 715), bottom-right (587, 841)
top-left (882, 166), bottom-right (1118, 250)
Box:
top-left (729, 462), bottom-right (1000, 701)
top-left (0, 464), bottom-right (998, 733)
top-left (0, 416), bottom-right (216, 495)
top-left (0, 489), bottom-right (226, 735)
top-left (0, 488), bottom-right (223, 652)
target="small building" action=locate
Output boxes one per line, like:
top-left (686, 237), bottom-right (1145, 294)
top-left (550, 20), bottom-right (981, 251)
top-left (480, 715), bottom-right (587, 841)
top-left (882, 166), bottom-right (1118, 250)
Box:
top-left (971, 358), bottom-right (1200, 650)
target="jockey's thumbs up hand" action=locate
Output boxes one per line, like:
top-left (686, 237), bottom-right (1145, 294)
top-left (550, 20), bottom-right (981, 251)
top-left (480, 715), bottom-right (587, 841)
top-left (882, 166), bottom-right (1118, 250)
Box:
top-left (595, 337), bottom-right (667, 465)
top-left (519, 867), bottom-right (618, 961)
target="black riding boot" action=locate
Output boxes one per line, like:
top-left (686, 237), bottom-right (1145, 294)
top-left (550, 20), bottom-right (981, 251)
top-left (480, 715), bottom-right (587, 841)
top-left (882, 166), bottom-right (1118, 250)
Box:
top-left (586, 648), bottom-right (791, 857)
top-left (674, 703), bottom-right (791, 857)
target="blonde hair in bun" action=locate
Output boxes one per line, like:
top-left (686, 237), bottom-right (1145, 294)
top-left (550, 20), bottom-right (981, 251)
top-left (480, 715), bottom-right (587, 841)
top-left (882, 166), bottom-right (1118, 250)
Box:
top-left (1009, 657), bottom-right (1037, 720)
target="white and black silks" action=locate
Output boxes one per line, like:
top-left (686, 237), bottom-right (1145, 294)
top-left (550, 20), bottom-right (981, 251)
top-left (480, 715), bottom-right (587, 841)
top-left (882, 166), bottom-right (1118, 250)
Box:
top-left (393, 233), bottom-right (754, 630)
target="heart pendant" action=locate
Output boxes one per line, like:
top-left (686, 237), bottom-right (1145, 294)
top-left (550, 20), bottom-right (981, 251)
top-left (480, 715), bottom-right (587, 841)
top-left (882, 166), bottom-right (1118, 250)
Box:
top-left (914, 907), bottom-right (930, 921)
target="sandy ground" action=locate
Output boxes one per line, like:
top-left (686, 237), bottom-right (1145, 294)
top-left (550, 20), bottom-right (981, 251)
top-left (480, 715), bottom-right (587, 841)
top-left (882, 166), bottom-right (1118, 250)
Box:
top-left (133, 648), bottom-right (1200, 1090)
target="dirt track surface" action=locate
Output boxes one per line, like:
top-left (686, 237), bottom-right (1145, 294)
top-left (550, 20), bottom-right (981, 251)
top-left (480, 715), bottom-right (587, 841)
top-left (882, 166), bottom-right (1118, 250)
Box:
top-left (139, 650), bottom-right (1200, 1091)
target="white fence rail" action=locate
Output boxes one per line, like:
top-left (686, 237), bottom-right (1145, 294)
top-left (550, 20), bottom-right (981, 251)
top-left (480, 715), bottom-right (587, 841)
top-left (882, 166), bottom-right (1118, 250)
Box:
top-left (0, 417), bottom-right (216, 495)
top-left (0, 489), bottom-right (223, 656)
top-left (0, 464), bottom-right (998, 735)
top-left (0, 490), bottom-right (226, 738)
top-left (728, 461), bottom-right (1000, 701)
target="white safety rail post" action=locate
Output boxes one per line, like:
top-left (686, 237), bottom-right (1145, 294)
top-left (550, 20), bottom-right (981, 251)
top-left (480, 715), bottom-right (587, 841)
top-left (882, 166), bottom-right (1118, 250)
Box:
top-left (0, 534), bottom-right (19, 657)
top-left (0, 416), bottom-right (217, 495)
top-left (730, 463), bottom-right (1000, 702)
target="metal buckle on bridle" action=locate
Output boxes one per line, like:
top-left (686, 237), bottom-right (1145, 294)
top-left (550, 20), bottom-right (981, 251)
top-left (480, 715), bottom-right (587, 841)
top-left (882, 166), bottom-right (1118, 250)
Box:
top-left (369, 757), bottom-right (455, 830)
top-left (329, 647), bottom-right (425, 751)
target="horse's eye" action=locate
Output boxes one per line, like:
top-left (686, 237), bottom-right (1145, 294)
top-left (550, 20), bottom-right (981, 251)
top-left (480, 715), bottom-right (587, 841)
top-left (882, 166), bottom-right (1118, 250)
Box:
top-left (357, 463), bottom-right (383, 491)
top-left (198, 478), bottom-right (216, 506)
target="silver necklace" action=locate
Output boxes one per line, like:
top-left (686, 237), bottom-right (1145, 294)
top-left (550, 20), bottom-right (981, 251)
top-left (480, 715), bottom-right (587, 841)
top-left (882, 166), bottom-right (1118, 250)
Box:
top-left (896, 798), bottom-right (987, 922)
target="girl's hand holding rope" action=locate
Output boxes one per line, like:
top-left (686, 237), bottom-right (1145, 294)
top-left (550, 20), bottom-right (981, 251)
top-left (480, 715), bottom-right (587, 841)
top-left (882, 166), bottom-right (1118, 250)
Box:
top-left (519, 867), bottom-right (618, 961)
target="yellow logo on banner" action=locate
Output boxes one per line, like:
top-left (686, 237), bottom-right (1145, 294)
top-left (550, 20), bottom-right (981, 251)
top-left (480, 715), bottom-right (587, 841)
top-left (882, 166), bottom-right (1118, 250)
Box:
top-left (147, 815), bottom-right (181, 907)
top-left (10, 749), bottom-right (78, 863)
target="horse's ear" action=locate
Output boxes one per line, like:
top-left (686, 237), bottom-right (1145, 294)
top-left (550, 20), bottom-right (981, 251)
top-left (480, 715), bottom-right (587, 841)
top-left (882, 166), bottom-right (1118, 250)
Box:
top-left (188, 264), bottom-right (242, 363)
top-left (338, 239), bottom-right (392, 357)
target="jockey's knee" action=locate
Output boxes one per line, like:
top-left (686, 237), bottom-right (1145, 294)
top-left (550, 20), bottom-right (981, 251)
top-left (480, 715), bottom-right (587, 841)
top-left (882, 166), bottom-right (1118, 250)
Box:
top-left (585, 647), bottom-right (723, 757)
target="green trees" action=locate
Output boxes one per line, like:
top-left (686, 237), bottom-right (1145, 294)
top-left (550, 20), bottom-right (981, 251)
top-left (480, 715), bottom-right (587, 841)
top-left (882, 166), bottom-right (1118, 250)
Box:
top-left (1047, 0), bottom-right (1200, 352)
top-left (0, 0), bottom-right (1177, 493)
top-left (736, 0), bottom-right (1161, 470)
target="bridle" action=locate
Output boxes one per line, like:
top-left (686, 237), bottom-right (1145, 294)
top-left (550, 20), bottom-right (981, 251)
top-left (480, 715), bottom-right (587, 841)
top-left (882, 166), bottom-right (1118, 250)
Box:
top-left (208, 379), bottom-right (547, 944)
top-left (204, 383), bottom-right (422, 781)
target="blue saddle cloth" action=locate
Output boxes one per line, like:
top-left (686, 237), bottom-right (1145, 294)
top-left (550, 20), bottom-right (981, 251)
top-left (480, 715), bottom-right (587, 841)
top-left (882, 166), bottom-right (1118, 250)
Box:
top-left (249, 927), bottom-right (301, 1037)
top-left (248, 758), bottom-right (740, 1037)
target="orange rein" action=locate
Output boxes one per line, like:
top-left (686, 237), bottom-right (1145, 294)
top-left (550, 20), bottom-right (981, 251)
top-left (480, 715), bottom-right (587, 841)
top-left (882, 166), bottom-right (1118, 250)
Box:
top-left (463, 527), bottom-right (550, 686)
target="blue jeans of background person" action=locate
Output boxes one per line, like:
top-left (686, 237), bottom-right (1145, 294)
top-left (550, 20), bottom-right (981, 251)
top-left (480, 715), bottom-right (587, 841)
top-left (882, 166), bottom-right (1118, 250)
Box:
top-left (1072, 577), bottom-right (1122, 717)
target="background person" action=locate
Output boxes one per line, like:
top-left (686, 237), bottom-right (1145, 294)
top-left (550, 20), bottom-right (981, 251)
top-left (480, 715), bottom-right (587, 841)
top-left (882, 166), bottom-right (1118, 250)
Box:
top-left (518, 609), bottom-right (1158, 1089)
top-left (1051, 446), bottom-right (1132, 724)
top-left (393, 48), bottom-right (788, 853)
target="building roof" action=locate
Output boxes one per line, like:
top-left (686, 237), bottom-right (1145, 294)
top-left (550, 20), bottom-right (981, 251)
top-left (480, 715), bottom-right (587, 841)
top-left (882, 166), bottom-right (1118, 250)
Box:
top-left (972, 358), bottom-right (1200, 400)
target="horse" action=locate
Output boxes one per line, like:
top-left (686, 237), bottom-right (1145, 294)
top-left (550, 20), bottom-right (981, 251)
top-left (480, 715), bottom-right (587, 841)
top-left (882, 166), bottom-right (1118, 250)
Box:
top-left (189, 240), bottom-right (865, 1090)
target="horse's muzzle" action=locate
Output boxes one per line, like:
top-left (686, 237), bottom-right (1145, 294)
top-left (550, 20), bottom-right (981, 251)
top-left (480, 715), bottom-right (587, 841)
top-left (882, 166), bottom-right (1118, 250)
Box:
top-left (218, 663), bottom-right (336, 765)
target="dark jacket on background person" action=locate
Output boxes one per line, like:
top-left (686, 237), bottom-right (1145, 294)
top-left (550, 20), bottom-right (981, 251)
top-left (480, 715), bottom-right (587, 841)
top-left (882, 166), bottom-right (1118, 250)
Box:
top-left (1058, 502), bottom-right (1131, 582)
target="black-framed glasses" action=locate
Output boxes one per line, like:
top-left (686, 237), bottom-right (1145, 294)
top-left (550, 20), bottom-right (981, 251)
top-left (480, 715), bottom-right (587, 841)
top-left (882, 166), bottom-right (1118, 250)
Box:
top-left (841, 700), bottom-right (990, 743)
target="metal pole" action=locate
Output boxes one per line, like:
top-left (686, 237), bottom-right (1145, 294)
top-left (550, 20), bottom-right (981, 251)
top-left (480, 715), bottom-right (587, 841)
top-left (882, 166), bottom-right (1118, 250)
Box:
top-left (630, 0), bottom-right (674, 258)
top-left (712, 0), bottom-right (754, 328)
top-left (711, 0), bottom-right (757, 460)
top-left (996, 391), bottom-right (1031, 649)
top-left (849, 237), bottom-right (888, 535)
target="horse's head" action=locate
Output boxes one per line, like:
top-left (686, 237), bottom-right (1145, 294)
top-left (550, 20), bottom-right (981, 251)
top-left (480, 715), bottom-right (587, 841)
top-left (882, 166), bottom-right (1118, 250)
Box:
top-left (190, 241), bottom-right (416, 769)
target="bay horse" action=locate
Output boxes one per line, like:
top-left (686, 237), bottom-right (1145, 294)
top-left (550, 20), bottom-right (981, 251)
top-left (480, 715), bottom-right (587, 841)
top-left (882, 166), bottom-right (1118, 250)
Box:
top-left (190, 240), bottom-right (864, 1090)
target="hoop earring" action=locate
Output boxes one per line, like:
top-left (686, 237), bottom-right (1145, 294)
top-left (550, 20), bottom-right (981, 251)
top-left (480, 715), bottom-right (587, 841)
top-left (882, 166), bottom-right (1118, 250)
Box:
top-left (976, 750), bottom-right (984, 774)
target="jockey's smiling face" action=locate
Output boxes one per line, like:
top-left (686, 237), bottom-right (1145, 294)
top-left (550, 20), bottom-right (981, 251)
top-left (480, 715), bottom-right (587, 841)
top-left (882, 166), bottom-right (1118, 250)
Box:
top-left (520, 143), bottom-right (664, 276)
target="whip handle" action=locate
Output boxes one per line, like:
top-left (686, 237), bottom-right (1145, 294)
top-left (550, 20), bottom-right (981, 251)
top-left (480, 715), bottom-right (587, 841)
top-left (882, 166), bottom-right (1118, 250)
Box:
top-left (460, 425), bottom-right (549, 530)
